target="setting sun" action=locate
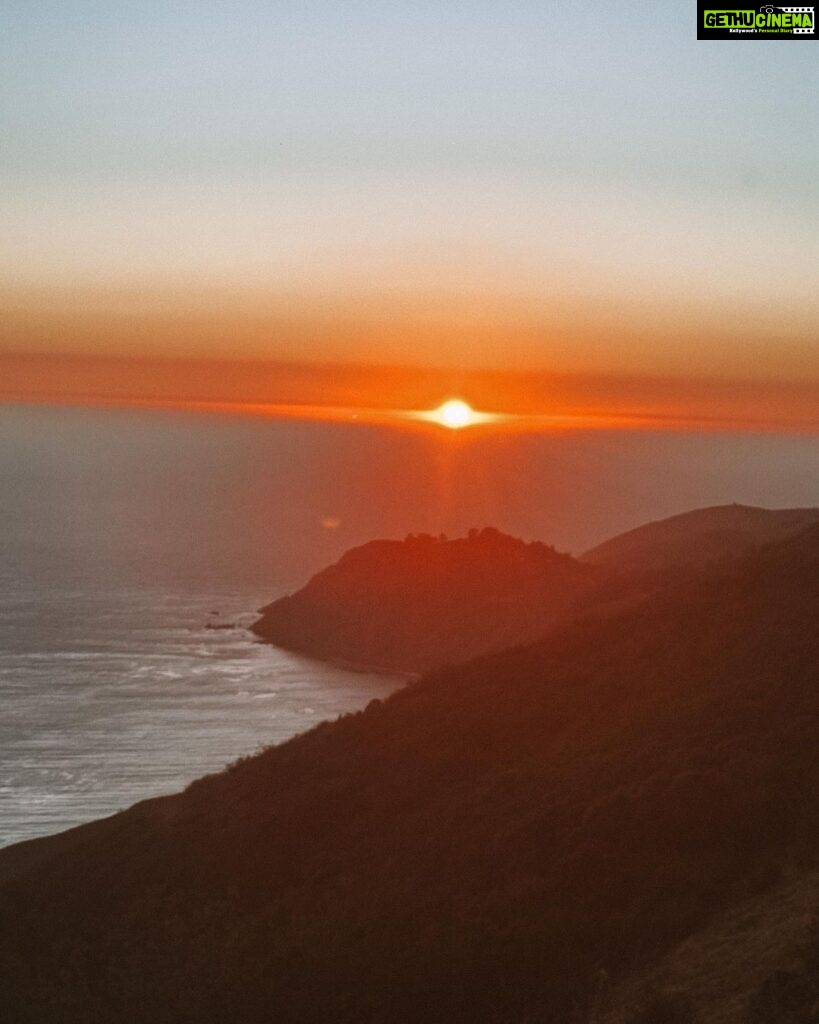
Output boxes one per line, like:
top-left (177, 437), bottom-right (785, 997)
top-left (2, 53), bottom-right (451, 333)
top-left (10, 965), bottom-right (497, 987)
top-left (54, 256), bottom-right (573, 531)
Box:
top-left (434, 399), bottom-right (474, 429)
top-left (411, 398), bottom-right (503, 430)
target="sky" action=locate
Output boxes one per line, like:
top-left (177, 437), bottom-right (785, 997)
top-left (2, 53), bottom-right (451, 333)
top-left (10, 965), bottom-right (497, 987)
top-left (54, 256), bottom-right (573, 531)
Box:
top-left (1, 1), bottom-right (818, 418)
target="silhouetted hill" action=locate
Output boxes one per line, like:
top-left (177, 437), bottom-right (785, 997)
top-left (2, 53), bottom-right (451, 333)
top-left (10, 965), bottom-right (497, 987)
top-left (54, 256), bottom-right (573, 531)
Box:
top-left (1, 524), bottom-right (818, 1023)
top-left (582, 504), bottom-right (819, 574)
top-left (252, 528), bottom-right (609, 672)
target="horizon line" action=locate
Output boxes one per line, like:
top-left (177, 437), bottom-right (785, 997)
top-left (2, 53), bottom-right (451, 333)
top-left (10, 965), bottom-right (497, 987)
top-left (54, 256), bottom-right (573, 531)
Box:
top-left (2, 390), bottom-right (818, 437)
top-left (2, 350), bottom-right (818, 436)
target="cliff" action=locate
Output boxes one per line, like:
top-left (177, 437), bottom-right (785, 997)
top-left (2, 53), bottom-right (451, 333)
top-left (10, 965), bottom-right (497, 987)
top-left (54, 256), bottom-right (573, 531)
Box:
top-left (252, 528), bottom-right (610, 672)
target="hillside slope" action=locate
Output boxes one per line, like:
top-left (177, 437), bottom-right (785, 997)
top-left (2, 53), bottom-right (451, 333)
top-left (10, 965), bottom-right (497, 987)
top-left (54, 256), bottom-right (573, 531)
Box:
top-left (252, 528), bottom-right (608, 672)
top-left (591, 868), bottom-right (819, 1023)
top-left (582, 504), bottom-right (819, 574)
top-left (1, 526), bottom-right (818, 1023)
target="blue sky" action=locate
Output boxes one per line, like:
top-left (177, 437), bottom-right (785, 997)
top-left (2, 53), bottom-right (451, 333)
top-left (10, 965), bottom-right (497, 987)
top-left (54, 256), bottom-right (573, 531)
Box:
top-left (3, 1), bottom-right (816, 186)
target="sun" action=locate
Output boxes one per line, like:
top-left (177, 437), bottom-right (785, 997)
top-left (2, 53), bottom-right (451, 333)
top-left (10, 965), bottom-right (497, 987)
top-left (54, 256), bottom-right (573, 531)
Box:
top-left (410, 398), bottom-right (500, 430)
top-left (434, 399), bottom-right (474, 429)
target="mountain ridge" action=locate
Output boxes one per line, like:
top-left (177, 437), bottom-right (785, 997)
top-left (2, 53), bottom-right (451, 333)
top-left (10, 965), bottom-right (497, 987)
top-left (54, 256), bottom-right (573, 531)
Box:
top-left (2, 521), bottom-right (818, 1022)
top-left (582, 503), bottom-right (819, 574)
top-left (251, 506), bottom-right (819, 674)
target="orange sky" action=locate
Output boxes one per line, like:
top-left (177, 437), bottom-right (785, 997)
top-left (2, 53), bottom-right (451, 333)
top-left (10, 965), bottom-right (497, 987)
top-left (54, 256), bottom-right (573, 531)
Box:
top-left (3, 274), bottom-right (818, 379)
top-left (2, 271), bottom-right (818, 435)
top-left (2, 350), bottom-right (818, 436)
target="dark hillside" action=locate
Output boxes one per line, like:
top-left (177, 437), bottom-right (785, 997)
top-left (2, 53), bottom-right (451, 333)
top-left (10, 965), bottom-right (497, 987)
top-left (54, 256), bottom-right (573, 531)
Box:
top-left (582, 504), bottom-right (819, 574)
top-left (252, 528), bottom-right (609, 672)
top-left (1, 526), bottom-right (818, 1023)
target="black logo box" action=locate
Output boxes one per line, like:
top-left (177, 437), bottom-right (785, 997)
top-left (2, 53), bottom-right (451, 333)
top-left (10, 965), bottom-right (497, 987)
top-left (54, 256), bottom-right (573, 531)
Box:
top-left (697, 2), bottom-right (817, 38)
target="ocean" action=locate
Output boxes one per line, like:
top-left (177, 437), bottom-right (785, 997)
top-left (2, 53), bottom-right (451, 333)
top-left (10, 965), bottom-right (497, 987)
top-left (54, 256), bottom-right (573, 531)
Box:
top-left (0, 403), bottom-right (402, 847)
top-left (2, 400), bottom-right (816, 847)
top-left (0, 577), bottom-right (397, 848)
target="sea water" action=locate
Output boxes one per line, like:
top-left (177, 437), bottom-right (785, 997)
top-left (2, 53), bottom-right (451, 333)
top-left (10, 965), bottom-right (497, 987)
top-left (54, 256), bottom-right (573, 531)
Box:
top-left (0, 577), bottom-right (397, 847)
top-left (0, 578), bottom-right (396, 847)
top-left (0, 404), bottom-right (399, 847)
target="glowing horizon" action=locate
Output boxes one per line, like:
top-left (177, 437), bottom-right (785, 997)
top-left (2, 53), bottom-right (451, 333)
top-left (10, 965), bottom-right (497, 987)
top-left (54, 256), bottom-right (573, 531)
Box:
top-left (2, 353), bottom-right (818, 437)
